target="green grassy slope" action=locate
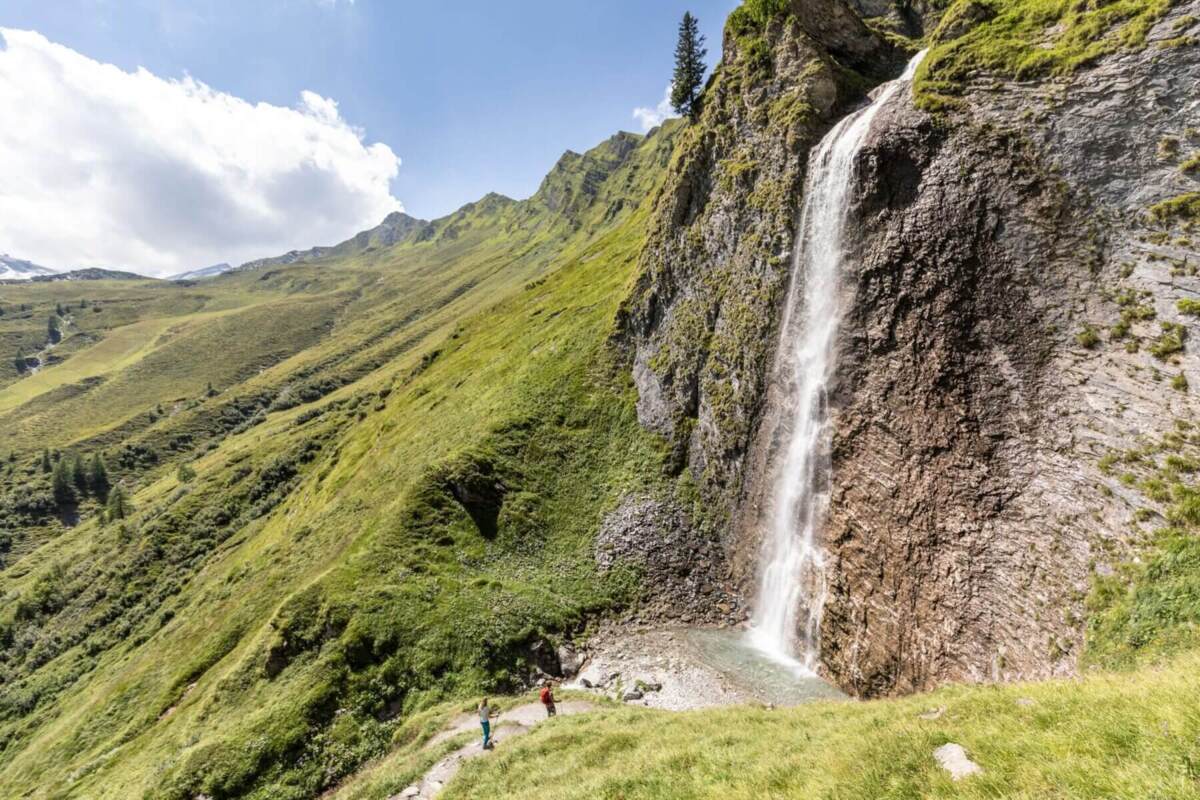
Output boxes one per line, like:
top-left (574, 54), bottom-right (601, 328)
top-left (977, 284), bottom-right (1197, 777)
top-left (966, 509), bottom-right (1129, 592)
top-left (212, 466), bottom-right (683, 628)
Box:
top-left (0, 127), bottom-right (676, 563)
top-left (434, 653), bottom-right (1200, 800)
top-left (0, 125), bottom-right (684, 798)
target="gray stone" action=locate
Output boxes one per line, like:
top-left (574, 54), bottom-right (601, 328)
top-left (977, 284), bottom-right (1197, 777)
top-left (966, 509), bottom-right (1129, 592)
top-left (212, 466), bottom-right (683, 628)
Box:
top-left (594, 496), bottom-right (733, 622)
top-left (556, 644), bottom-right (582, 678)
top-left (933, 743), bottom-right (983, 780)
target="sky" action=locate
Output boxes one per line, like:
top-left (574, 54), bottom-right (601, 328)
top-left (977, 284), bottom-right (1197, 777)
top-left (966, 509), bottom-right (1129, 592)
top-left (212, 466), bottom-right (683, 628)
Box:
top-left (0, 0), bottom-right (736, 276)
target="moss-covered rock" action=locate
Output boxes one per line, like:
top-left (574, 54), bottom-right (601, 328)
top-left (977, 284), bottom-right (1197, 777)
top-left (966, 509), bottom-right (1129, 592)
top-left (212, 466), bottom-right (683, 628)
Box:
top-left (617, 1), bottom-right (896, 544)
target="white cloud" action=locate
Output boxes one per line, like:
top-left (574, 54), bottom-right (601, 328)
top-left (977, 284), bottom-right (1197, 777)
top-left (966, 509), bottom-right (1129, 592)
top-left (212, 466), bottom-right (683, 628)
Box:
top-left (632, 84), bottom-right (677, 133)
top-left (0, 28), bottom-right (400, 277)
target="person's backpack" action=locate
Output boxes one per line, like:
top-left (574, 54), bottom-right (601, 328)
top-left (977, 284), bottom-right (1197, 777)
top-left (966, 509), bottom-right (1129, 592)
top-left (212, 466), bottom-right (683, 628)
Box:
top-left (539, 686), bottom-right (552, 704)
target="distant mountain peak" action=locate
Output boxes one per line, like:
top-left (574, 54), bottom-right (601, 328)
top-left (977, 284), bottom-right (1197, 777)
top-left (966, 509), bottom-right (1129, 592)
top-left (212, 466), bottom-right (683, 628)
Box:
top-left (533, 130), bottom-right (645, 215)
top-left (234, 211), bottom-right (433, 273)
top-left (171, 262), bottom-right (234, 281)
top-left (0, 254), bottom-right (58, 281)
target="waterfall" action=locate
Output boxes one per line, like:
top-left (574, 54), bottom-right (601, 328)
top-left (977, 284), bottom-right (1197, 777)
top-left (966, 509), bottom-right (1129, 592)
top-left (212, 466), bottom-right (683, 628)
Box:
top-left (747, 51), bottom-right (927, 674)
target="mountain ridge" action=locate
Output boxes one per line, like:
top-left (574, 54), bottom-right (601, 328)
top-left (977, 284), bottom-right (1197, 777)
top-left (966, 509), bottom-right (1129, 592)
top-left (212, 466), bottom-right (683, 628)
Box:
top-left (0, 254), bottom-right (57, 281)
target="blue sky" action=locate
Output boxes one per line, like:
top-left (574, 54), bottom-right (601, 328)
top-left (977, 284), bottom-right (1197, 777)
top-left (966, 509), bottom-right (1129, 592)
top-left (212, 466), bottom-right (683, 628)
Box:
top-left (2, 0), bottom-right (735, 222)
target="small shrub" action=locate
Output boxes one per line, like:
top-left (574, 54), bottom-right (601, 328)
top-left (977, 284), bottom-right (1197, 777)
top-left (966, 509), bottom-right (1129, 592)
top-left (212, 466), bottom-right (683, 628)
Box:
top-left (1075, 325), bottom-right (1101, 348)
top-left (1150, 323), bottom-right (1186, 360)
top-left (1168, 485), bottom-right (1200, 525)
top-left (1177, 298), bottom-right (1200, 316)
top-left (1149, 193), bottom-right (1200, 224)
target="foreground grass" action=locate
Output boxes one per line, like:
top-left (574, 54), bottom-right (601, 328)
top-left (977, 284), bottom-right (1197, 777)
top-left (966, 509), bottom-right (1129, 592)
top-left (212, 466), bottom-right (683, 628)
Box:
top-left (328, 690), bottom-right (604, 800)
top-left (438, 654), bottom-right (1200, 799)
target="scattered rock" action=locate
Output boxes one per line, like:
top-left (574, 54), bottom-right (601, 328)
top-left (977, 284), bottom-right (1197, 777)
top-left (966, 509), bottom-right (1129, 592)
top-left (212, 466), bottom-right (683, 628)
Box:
top-left (593, 496), bottom-right (731, 622)
top-left (933, 743), bottom-right (983, 780)
top-left (918, 706), bottom-right (946, 721)
top-left (557, 644), bottom-right (582, 678)
top-left (579, 677), bottom-right (594, 689)
top-left (1015, 697), bottom-right (1036, 708)
top-left (399, 786), bottom-right (420, 798)
top-left (623, 690), bottom-right (644, 702)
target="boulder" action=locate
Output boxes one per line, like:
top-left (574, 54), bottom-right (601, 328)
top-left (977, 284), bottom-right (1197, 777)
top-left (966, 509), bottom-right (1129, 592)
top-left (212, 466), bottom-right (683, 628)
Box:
top-left (933, 743), bottom-right (983, 780)
top-left (557, 644), bottom-right (582, 677)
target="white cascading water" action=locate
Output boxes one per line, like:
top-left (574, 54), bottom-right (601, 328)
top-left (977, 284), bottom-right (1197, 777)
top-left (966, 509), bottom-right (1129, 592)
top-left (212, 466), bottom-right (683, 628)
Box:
top-left (748, 51), bottom-right (927, 674)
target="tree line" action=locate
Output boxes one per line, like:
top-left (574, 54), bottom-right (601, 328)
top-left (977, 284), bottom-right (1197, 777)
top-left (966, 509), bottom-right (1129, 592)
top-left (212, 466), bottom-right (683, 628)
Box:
top-left (42, 449), bottom-right (130, 520)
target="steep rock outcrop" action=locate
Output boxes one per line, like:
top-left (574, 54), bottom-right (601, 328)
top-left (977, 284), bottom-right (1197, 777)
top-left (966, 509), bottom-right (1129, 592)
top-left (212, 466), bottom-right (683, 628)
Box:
top-left (620, 0), bottom-right (1198, 697)
top-left (618, 0), bottom-right (897, 533)
top-left (819, 4), bottom-right (1200, 694)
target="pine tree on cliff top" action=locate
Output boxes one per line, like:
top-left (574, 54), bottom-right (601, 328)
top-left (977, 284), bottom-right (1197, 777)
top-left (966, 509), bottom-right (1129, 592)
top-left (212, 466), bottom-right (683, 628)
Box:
top-left (671, 12), bottom-right (707, 121)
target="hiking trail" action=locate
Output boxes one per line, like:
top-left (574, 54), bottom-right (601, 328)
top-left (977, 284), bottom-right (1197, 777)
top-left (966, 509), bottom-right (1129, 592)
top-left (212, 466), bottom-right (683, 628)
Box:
top-left (390, 700), bottom-right (595, 799)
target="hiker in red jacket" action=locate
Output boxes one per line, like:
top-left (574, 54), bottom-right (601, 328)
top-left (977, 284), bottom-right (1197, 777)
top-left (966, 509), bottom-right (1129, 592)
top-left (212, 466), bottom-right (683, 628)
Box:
top-left (539, 680), bottom-right (557, 717)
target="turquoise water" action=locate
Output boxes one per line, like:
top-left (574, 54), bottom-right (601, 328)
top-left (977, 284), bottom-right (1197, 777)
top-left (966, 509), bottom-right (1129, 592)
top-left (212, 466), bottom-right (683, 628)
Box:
top-left (683, 628), bottom-right (846, 706)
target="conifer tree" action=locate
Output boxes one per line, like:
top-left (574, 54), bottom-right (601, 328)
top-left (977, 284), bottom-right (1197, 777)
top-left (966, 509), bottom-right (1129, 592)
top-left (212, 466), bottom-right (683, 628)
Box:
top-left (106, 485), bottom-right (129, 521)
top-left (670, 12), bottom-right (708, 121)
top-left (71, 453), bottom-right (88, 495)
top-left (89, 453), bottom-right (111, 500)
top-left (47, 315), bottom-right (61, 344)
top-left (41, 449), bottom-right (52, 473)
top-left (52, 458), bottom-right (74, 506)
top-left (13, 348), bottom-right (25, 373)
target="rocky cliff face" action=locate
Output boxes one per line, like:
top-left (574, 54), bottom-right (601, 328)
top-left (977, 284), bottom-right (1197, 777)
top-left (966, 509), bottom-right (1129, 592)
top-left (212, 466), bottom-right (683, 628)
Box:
top-left (619, 0), bottom-right (1200, 696)
top-left (618, 0), bottom-right (897, 523)
top-left (818, 1), bottom-right (1200, 695)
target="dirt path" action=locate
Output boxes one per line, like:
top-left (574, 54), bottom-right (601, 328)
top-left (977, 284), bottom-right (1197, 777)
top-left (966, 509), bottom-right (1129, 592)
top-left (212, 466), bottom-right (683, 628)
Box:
top-left (391, 700), bottom-right (595, 799)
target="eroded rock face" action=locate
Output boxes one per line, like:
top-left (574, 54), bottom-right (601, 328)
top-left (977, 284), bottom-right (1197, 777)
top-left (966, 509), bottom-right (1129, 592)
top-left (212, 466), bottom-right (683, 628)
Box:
top-left (617, 0), bottom-right (1198, 697)
top-left (818, 6), bottom-right (1200, 695)
top-left (595, 495), bottom-right (737, 622)
top-left (618, 0), bottom-right (896, 529)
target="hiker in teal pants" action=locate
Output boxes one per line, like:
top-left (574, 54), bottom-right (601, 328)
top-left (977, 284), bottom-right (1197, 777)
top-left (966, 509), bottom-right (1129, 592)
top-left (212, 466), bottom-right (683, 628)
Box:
top-left (479, 697), bottom-right (492, 749)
